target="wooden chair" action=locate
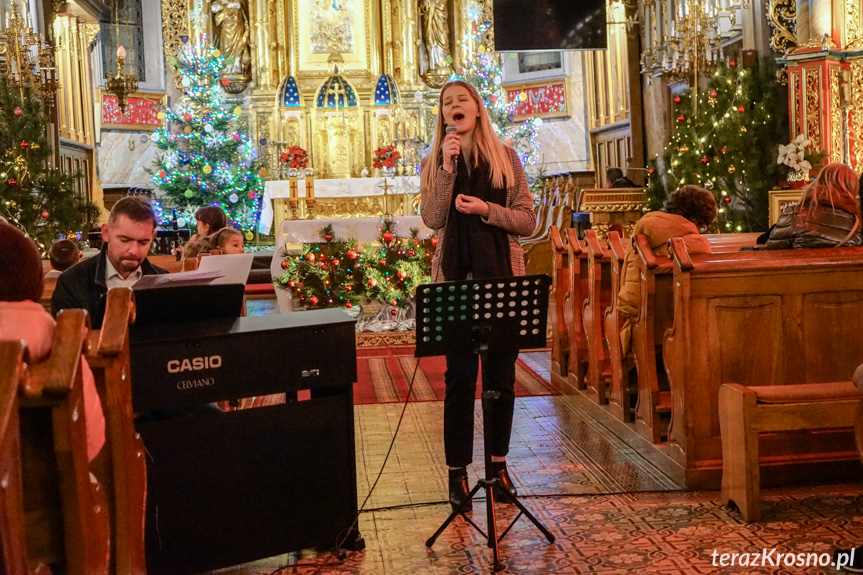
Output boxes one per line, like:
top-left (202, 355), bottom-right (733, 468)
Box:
top-left (86, 288), bottom-right (146, 575)
top-left (719, 381), bottom-right (862, 521)
top-left (0, 341), bottom-right (29, 574)
top-left (548, 225), bottom-right (570, 389)
top-left (604, 231), bottom-right (637, 421)
top-left (582, 229), bottom-right (613, 404)
top-left (563, 228), bottom-right (588, 393)
top-left (19, 309), bottom-right (110, 575)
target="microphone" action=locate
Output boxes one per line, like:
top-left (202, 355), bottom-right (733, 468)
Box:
top-left (445, 125), bottom-right (458, 171)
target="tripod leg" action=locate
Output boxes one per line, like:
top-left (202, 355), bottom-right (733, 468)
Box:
top-left (485, 481), bottom-right (504, 571)
top-left (425, 482), bottom-right (483, 548)
top-left (495, 489), bottom-right (556, 544)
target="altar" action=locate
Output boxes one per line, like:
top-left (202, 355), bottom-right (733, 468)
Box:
top-left (259, 176), bottom-right (420, 235)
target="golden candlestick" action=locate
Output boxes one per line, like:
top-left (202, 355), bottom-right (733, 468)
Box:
top-left (378, 176), bottom-right (394, 218)
top-left (0, 0), bottom-right (58, 109)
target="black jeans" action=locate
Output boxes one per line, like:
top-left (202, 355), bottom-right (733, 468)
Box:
top-left (444, 348), bottom-right (519, 468)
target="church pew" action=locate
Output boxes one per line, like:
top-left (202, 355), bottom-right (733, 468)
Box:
top-left (582, 229), bottom-right (613, 404)
top-left (604, 232), bottom-right (637, 421)
top-left (86, 288), bottom-right (147, 575)
top-left (523, 186), bottom-right (573, 277)
top-left (549, 225), bottom-right (570, 390)
top-left (629, 233), bottom-right (761, 443)
top-left (521, 178), bottom-right (557, 242)
top-left (19, 309), bottom-right (110, 575)
top-left (0, 341), bottom-right (29, 574)
top-left (563, 228), bottom-right (588, 393)
top-left (663, 239), bottom-right (863, 488)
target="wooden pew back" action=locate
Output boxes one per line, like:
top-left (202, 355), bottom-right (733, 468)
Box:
top-left (663, 240), bottom-right (863, 486)
top-left (583, 229), bottom-right (613, 403)
top-left (563, 228), bottom-right (588, 392)
top-left (549, 225), bottom-right (570, 386)
top-left (604, 232), bottom-right (636, 421)
top-left (0, 341), bottom-right (29, 574)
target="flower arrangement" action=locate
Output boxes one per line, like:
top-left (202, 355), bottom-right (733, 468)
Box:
top-left (279, 145), bottom-right (308, 170)
top-left (777, 134), bottom-right (814, 173)
top-left (373, 144), bottom-right (401, 170)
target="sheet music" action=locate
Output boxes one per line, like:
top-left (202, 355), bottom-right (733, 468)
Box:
top-left (197, 253), bottom-right (255, 285)
top-left (134, 270), bottom-right (224, 290)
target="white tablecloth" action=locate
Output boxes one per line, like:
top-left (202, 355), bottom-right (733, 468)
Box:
top-left (269, 215), bottom-right (434, 312)
top-left (259, 176), bottom-right (420, 235)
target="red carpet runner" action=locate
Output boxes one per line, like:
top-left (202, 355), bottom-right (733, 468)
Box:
top-left (355, 345), bottom-right (557, 405)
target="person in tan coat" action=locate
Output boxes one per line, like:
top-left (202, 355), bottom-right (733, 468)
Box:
top-left (617, 185), bottom-right (717, 352)
top-left (420, 80), bottom-right (536, 512)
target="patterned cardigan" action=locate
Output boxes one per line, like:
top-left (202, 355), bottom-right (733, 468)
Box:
top-left (421, 147), bottom-right (537, 283)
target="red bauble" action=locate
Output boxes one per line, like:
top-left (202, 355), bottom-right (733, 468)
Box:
top-left (248, 191), bottom-right (257, 199)
top-left (221, 77), bottom-right (231, 87)
top-left (347, 249), bottom-right (358, 259)
top-left (306, 253), bottom-right (316, 262)
top-left (729, 60), bottom-right (736, 67)
top-left (300, 296), bottom-right (306, 301)
top-left (390, 309), bottom-right (398, 316)
top-left (724, 196), bottom-right (731, 204)
top-left (397, 271), bottom-right (407, 280)
top-left (325, 234), bottom-right (332, 241)
top-left (648, 168), bottom-right (655, 175)
top-left (183, 113), bottom-right (192, 122)
top-left (287, 280), bottom-right (295, 287)
top-left (710, 91), bottom-right (718, 98)
top-left (489, 95), bottom-right (497, 103)
top-left (380, 258), bottom-right (386, 265)
top-left (41, 210), bottom-right (50, 218)
top-left (390, 300), bottom-right (397, 306)
top-left (7, 179), bottom-right (15, 186)
top-left (281, 260), bottom-right (289, 269)
top-left (233, 133), bottom-right (242, 141)
top-left (674, 96), bottom-right (681, 104)
top-left (701, 157), bottom-right (708, 164)
top-left (430, 237), bottom-right (438, 248)
top-left (20, 141), bottom-right (28, 149)
top-left (158, 170), bottom-right (167, 178)
top-left (721, 147), bottom-right (727, 154)
top-left (677, 115), bottom-right (685, 123)
top-left (345, 302), bottom-right (353, 308)
top-left (408, 250), bottom-right (415, 256)
top-left (413, 238), bottom-right (419, 245)
top-left (382, 232), bottom-right (395, 242)
top-left (309, 296), bottom-right (318, 305)
top-left (368, 278), bottom-right (377, 287)
top-left (332, 258), bottom-right (340, 266)
top-left (13, 108), bottom-right (22, 116)
top-left (345, 285), bottom-right (352, 291)
top-left (737, 106), bottom-right (745, 113)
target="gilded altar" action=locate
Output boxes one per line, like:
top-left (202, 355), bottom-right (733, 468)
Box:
top-left (160, 0), bottom-right (486, 181)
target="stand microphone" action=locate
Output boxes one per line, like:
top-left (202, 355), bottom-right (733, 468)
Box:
top-left (445, 125), bottom-right (458, 171)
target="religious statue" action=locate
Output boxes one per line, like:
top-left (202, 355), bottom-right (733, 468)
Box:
top-left (419, 0), bottom-right (451, 75)
top-left (212, 0), bottom-right (251, 76)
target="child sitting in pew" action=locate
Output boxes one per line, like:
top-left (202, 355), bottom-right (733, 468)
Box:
top-left (45, 238), bottom-right (80, 279)
top-left (764, 162), bottom-right (862, 249)
top-left (617, 185), bottom-right (718, 352)
top-left (182, 227), bottom-right (245, 259)
top-left (0, 222), bottom-right (105, 461)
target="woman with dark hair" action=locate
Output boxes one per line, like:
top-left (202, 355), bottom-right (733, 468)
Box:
top-left (420, 79), bottom-right (536, 512)
top-left (765, 162), bottom-right (861, 249)
top-left (193, 206), bottom-right (228, 241)
top-left (617, 185), bottom-right (717, 352)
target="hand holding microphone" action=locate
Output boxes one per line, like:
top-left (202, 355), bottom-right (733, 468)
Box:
top-left (443, 125), bottom-right (460, 173)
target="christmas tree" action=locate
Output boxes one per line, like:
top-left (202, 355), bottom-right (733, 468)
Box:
top-left (0, 78), bottom-right (99, 251)
top-left (450, 0), bottom-right (540, 167)
top-left (275, 224), bottom-right (366, 310)
top-left (646, 59), bottom-right (787, 232)
top-left (150, 36), bottom-right (264, 234)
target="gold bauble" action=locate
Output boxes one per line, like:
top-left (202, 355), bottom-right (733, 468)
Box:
top-left (728, 164), bottom-right (736, 173)
top-left (478, 45), bottom-right (486, 54)
top-left (203, 164), bottom-right (212, 174)
top-left (157, 112), bottom-right (165, 120)
top-left (258, 168), bottom-right (268, 177)
top-left (432, 105), bottom-right (439, 115)
top-left (245, 231), bottom-right (254, 241)
top-left (213, 49), bottom-right (221, 57)
top-left (184, 126), bottom-right (192, 134)
top-left (233, 106), bottom-right (242, 115)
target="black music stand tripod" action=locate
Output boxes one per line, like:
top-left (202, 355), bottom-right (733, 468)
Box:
top-left (417, 275), bottom-right (556, 572)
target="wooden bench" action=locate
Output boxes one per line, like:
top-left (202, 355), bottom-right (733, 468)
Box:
top-left (719, 381), bottom-right (863, 521)
top-left (604, 231), bottom-right (637, 421)
top-left (86, 288), bottom-right (146, 574)
top-left (18, 309), bottom-right (110, 574)
top-left (582, 229), bottom-right (613, 404)
top-left (0, 341), bottom-right (29, 574)
top-left (549, 225), bottom-right (570, 389)
top-left (663, 238), bottom-right (863, 488)
top-left (562, 228), bottom-right (588, 393)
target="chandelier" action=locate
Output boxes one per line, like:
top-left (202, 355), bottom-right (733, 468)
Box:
top-left (0, 0), bottom-right (58, 110)
top-left (104, 0), bottom-right (138, 116)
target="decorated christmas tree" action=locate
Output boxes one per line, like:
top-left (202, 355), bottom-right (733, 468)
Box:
top-left (150, 36), bottom-right (264, 234)
top-left (274, 224), bottom-right (366, 310)
top-left (0, 78), bottom-right (99, 251)
top-left (646, 59), bottom-right (787, 232)
top-left (450, 0), bottom-right (540, 167)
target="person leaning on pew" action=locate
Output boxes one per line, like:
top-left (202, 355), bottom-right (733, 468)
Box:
top-left (762, 162), bottom-right (862, 249)
top-left (51, 196), bottom-right (168, 328)
top-left (0, 221), bottom-right (106, 462)
top-left (616, 185), bottom-right (718, 353)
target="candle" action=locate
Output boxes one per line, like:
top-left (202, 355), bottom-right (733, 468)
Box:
top-left (117, 45), bottom-right (126, 59)
top-left (289, 176), bottom-right (298, 199)
top-left (306, 175), bottom-right (315, 199)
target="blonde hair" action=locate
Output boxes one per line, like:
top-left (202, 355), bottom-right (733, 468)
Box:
top-left (420, 80), bottom-right (515, 192)
top-left (797, 162), bottom-right (860, 219)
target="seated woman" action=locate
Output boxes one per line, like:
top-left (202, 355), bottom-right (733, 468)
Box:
top-left (617, 185), bottom-right (717, 352)
top-left (764, 162), bottom-right (862, 249)
top-left (178, 206), bottom-right (228, 258)
top-left (0, 222), bottom-right (105, 461)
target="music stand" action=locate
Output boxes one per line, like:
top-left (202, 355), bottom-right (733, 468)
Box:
top-left (417, 275), bottom-right (556, 572)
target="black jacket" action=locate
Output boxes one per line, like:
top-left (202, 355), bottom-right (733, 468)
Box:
top-left (764, 203), bottom-right (862, 250)
top-left (51, 247), bottom-right (167, 328)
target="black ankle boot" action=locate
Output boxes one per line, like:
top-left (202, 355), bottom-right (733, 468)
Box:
top-left (490, 461), bottom-right (517, 502)
top-left (448, 467), bottom-right (471, 512)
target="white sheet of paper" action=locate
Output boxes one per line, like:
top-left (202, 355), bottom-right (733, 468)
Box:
top-left (133, 270), bottom-right (224, 290)
top-left (196, 253), bottom-right (255, 285)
